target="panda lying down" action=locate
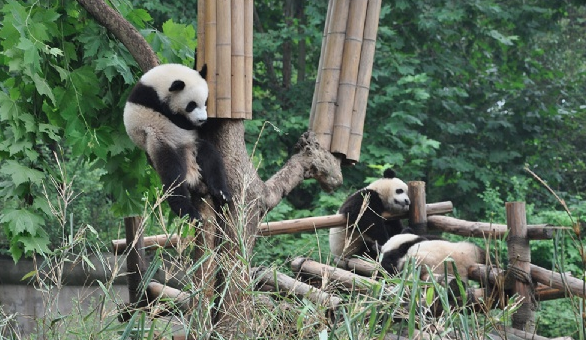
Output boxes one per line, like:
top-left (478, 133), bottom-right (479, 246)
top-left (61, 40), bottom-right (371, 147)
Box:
top-left (380, 229), bottom-right (486, 282)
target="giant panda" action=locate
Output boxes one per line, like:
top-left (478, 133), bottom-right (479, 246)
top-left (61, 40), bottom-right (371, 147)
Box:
top-left (123, 63), bottom-right (231, 222)
top-left (329, 168), bottom-right (410, 259)
top-left (380, 230), bottom-right (486, 283)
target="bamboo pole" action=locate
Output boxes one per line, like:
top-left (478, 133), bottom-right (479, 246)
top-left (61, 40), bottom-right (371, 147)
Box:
top-left (346, 0), bottom-right (382, 162)
top-left (244, 0), bottom-right (253, 119)
top-left (309, 0), bottom-right (334, 129)
top-left (230, 0), bottom-right (245, 119)
top-left (197, 0), bottom-right (205, 71)
top-left (408, 181), bottom-right (427, 234)
top-left (252, 266), bottom-right (342, 310)
top-left (204, 0), bottom-right (217, 117)
top-left (427, 215), bottom-right (556, 240)
top-left (506, 202), bottom-right (535, 332)
top-left (330, 0), bottom-right (368, 156)
top-left (216, 0), bottom-right (231, 118)
top-left (291, 257), bottom-right (377, 292)
top-left (310, 0), bottom-right (350, 149)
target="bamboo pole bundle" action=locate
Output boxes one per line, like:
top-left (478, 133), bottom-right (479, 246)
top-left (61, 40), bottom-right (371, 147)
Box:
top-left (203, 0), bottom-right (217, 117)
top-left (198, 0), bottom-right (251, 119)
top-left (216, 0), bottom-right (231, 118)
top-left (346, 0), bottom-right (381, 162)
top-left (310, 0), bottom-right (350, 149)
top-left (244, 0), bottom-right (253, 119)
top-left (427, 215), bottom-right (556, 240)
top-left (330, 0), bottom-right (368, 155)
top-left (230, 0), bottom-right (245, 119)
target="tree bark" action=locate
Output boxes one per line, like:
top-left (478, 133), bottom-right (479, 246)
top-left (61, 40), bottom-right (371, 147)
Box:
top-left (76, 1), bottom-right (343, 335)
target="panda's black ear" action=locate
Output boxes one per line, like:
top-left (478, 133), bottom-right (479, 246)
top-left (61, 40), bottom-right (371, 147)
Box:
top-left (383, 168), bottom-right (396, 179)
top-left (199, 64), bottom-right (208, 80)
top-left (169, 80), bottom-right (186, 92)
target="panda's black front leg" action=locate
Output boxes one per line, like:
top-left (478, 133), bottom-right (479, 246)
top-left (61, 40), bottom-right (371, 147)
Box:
top-left (197, 140), bottom-right (232, 207)
top-left (153, 145), bottom-right (201, 222)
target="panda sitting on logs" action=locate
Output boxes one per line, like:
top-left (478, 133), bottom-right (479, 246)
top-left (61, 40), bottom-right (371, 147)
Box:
top-left (123, 63), bottom-right (231, 223)
top-left (329, 168), bottom-right (410, 259)
top-left (380, 228), bottom-right (486, 283)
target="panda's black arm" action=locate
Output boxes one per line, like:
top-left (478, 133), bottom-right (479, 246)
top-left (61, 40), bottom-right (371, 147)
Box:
top-left (152, 145), bottom-right (201, 221)
top-left (196, 140), bottom-right (232, 206)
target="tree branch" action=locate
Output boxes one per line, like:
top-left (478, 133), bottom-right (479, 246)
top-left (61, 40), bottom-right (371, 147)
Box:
top-left (76, 0), bottom-right (159, 72)
top-left (263, 131), bottom-right (342, 211)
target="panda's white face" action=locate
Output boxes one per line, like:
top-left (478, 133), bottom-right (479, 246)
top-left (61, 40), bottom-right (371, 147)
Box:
top-left (367, 177), bottom-right (410, 213)
top-left (141, 64), bottom-right (209, 126)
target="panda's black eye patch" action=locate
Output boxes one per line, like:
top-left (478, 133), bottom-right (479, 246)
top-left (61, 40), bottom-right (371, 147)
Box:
top-left (169, 80), bottom-right (186, 92)
top-left (396, 189), bottom-right (404, 194)
top-left (186, 101), bottom-right (197, 112)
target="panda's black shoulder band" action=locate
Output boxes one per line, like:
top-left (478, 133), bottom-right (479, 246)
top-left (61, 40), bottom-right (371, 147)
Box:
top-left (127, 82), bottom-right (198, 131)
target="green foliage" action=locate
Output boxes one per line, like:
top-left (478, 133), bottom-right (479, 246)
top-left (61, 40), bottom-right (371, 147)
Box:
top-left (0, 0), bottom-right (200, 260)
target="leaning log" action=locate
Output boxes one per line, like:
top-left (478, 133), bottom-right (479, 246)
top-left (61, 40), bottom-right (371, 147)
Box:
top-left (427, 215), bottom-right (557, 240)
top-left (251, 266), bottom-right (342, 311)
top-left (291, 257), bottom-right (378, 292)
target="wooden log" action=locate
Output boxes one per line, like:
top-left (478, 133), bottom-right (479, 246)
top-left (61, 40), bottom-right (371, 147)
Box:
top-left (427, 215), bottom-right (556, 240)
top-left (408, 181), bottom-right (427, 234)
top-left (495, 326), bottom-right (573, 340)
top-left (530, 264), bottom-right (585, 299)
top-left (230, 0), bottom-right (245, 119)
top-left (110, 201), bottom-right (453, 252)
top-left (332, 256), bottom-right (377, 277)
top-left (204, 0), bottom-right (217, 117)
top-left (506, 202), bottom-right (535, 332)
top-left (258, 201), bottom-right (453, 236)
top-left (146, 281), bottom-right (191, 313)
top-left (291, 257), bottom-right (377, 292)
top-left (244, 0), bottom-right (253, 119)
top-left (252, 266), bottom-right (342, 310)
top-left (125, 216), bottom-right (147, 306)
top-left (216, 0), bottom-right (231, 118)
top-left (330, 0), bottom-right (368, 156)
top-left (346, 0), bottom-right (382, 163)
top-left (311, 0), bottom-right (350, 149)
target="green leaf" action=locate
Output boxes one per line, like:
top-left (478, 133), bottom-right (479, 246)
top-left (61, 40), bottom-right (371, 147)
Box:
top-left (1, 208), bottom-right (45, 235)
top-left (0, 160), bottom-right (45, 186)
top-left (19, 234), bottom-right (51, 255)
top-left (32, 73), bottom-right (56, 105)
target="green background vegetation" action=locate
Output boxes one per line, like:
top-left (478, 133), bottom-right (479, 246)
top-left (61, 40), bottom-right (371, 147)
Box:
top-left (1, 0), bottom-right (585, 338)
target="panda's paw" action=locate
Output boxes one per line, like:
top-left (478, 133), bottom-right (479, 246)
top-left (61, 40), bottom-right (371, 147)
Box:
top-left (219, 190), bottom-right (232, 204)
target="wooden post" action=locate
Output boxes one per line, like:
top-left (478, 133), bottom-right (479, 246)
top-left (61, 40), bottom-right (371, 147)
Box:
top-left (408, 181), bottom-right (427, 234)
top-left (506, 202), bottom-right (535, 332)
top-left (124, 216), bottom-right (147, 306)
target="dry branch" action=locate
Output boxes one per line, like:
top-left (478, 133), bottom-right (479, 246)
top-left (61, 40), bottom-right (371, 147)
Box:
top-left (428, 215), bottom-right (557, 239)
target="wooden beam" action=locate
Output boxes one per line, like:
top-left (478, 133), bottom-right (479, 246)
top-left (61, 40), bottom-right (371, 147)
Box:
top-left (427, 215), bottom-right (557, 240)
